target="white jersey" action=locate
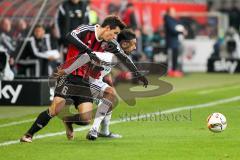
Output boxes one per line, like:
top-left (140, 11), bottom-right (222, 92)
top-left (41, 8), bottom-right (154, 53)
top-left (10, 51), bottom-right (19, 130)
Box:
top-left (89, 51), bottom-right (118, 99)
top-left (91, 51), bottom-right (118, 80)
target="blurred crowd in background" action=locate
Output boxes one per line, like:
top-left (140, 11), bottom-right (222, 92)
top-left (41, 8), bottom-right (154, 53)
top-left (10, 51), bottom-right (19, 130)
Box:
top-left (0, 0), bottom-right (240, 80)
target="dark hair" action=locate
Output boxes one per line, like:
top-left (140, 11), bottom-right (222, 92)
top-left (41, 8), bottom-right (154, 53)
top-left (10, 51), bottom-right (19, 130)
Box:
top-left (101, 15), bottom-right (126, 30)
top-left (34, 24), bottom-right (45, 30)
top-left (117, 29), bottom-right (136, 42)
top-left (127, 3), bottom-right (134, 8)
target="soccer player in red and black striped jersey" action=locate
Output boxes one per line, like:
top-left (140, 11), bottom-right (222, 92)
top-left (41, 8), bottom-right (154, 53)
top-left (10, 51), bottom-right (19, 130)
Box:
top-left (20, 15), bottom-right (126, 143)
top-left (53, 29), bottom-right (148, 140)
top-left (52, 29), bottom-right (148, 141)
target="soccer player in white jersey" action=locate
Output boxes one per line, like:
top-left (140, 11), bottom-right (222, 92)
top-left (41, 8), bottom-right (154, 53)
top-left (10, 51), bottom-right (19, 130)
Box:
top-left (55, 29), bottom-right (148, 140)
top-left (86, 29), bottom-right (142, 140)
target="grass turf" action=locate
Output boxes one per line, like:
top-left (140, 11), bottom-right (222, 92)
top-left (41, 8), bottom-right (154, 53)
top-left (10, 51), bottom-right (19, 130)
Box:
top-left (0, 73), bottom-right (240, 160)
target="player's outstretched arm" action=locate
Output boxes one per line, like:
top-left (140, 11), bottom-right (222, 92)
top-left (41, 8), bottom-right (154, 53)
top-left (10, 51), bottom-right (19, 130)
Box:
top-left (53, 52), bottom-right (102, 78)
top-left (107, 40), bottom-right (148, 87)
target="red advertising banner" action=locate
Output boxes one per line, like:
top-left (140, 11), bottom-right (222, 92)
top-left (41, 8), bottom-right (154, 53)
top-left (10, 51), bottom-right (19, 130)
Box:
top-left (92, 1), bottom-right (207, 31)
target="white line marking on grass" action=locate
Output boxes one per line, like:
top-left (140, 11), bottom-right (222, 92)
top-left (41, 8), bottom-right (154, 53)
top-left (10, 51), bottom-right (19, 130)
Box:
top-left (0, 96), bottom-right (239, 147)
top-left (0, 119), bottom-right (35, 128)
top-left (5, 84), bottom-right (238, 128)
top-left (198, 85), bottom-right (240, 95)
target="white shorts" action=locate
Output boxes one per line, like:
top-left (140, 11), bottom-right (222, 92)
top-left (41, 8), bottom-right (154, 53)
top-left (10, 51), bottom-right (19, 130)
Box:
top-left (89, 77), bottom-right (109, 99)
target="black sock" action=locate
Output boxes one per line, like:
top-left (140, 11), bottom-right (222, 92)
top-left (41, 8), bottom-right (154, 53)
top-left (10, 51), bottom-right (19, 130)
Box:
top-left (64, 114), bottom-right (89, 126)
top-left (26, 109), bottom-right (52, 136)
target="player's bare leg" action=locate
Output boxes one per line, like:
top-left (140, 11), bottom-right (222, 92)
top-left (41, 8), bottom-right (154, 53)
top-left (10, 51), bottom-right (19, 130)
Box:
top-left (62, 102), bottom-right (93, 140)
top-left (77, 102), bottom-right (93, 125)
top-left (20, 97), bottom-right (66, 143)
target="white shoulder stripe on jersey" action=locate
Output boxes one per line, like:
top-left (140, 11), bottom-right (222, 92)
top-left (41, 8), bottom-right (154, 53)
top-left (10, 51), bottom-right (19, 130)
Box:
top-left (71, 28), bottom-right (90, 49)
top-left (74, 25), bottom-right (95, 33)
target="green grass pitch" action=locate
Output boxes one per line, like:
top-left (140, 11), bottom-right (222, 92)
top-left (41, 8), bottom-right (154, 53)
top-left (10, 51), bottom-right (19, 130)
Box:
top-left (0, 73), bottom-right (240, 160)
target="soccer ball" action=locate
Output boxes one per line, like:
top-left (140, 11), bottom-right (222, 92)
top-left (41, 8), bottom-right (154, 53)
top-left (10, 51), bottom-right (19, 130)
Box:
top-left (207, 113), bottom-right (227, 133)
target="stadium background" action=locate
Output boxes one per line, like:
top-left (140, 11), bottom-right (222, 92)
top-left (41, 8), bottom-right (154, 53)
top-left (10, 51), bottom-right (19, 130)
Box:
top-left (1, 0), bottom-right (240, 105)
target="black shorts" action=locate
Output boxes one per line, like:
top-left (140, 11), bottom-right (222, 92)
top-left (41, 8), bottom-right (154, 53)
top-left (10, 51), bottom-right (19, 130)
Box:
top-left (54, 74), bottom-right (93, 108)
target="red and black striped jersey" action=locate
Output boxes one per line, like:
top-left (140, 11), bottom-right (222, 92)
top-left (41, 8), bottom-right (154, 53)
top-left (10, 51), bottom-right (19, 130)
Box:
top-left (64, 24), bottom-right (107, 78)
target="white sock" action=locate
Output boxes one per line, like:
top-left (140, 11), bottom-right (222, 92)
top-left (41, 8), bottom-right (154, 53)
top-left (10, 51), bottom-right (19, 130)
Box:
top-left (91, 98), bottom-right (112, 132)
top-left (100, 111), bottom-right (112, 135)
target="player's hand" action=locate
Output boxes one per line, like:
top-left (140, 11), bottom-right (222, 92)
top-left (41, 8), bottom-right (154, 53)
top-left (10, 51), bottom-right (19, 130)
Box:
top-left (52, 67), bottom-right (66, 79)
top-left (48, 56), bottom-right (57, 61)
top-left (137, 75), bottom-right (148, 88)
top-left (9, 57), bottom-right (15, 65)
